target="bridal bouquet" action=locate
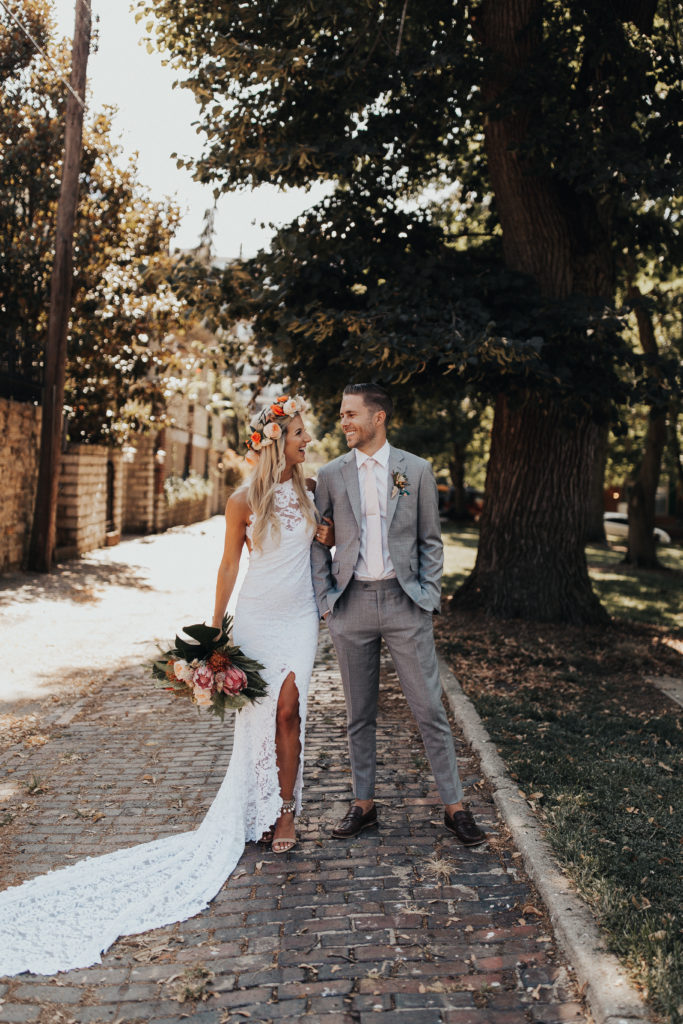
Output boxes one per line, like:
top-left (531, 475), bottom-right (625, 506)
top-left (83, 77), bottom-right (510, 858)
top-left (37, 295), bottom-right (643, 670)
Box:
top-left (152, 616), bottom-right (267, 720)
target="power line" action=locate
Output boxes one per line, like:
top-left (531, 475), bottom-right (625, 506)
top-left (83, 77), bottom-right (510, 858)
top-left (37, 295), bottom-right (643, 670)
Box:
top-left (0, 0), bottom-right (85, 106)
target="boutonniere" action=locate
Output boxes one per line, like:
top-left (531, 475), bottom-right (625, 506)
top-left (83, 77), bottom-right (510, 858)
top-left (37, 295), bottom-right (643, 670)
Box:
top-left (391, 470), bottom-right (409, 499)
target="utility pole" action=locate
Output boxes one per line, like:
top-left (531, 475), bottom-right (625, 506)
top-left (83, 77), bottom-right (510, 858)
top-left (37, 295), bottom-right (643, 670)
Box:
top-left (28, 0), bottom-right (91, 571)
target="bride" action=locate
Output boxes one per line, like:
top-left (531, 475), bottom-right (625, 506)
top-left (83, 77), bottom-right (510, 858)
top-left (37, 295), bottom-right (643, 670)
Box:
top-left (0, 395), bottom-right (330, 976)
top-left (212, 394), bottom-right (327, 853)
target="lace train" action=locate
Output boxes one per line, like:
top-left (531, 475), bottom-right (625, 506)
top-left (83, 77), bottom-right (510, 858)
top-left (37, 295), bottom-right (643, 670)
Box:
top-left (0, 479), bottom-right (319, 976)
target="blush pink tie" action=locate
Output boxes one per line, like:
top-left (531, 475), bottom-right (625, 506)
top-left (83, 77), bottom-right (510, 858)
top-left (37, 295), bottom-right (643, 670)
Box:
top-left (363, 459), bottom-right (384, 578)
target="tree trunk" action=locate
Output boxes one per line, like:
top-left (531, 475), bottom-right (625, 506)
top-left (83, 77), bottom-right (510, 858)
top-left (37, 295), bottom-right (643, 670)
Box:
top-left (585, 425), bottom-right (608, 543)
top-left (448, 439), bottom-right (468, 519)
top-left (184, 402), bottom-right (195, 477)
top-left (624, 283), bottom-right (666, 568)
top-left (670, 405), bottom-right (683, 523)
top-left (28, 0), bottom-right (91, 571)
top-left (626, 413), bottom-right (666, 567)
top-left (456, 394), bottom-right (607, 623)
top-left (453, 0), bottom-right (612, 622)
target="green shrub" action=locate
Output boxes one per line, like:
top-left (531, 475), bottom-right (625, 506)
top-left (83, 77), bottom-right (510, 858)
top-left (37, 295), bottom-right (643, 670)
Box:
top-left (164, 471), bottom-right (213, 508)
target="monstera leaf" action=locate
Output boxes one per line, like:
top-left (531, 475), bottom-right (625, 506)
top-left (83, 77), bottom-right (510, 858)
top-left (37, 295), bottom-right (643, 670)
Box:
top-left (173, 616), bottom-right (233, 661)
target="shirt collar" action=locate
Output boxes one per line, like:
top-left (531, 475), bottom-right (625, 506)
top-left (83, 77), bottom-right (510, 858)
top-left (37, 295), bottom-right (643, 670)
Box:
top-left (355, 441), bottom-right (391, 470)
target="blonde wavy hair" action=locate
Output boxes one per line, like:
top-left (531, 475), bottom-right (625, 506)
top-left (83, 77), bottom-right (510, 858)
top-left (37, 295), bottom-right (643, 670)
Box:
top-left (246, 410), bottom-right (316, 552)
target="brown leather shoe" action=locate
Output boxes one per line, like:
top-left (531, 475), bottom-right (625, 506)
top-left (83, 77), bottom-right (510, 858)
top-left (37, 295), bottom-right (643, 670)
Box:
top-left (444, 808), bottom-right (486, 847)
top-left (331, 803), bottom-right (378, 839)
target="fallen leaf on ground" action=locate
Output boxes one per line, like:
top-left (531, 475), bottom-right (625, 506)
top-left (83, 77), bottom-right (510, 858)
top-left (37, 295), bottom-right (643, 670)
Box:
top-left (24, 734), bottom-right (48, 747)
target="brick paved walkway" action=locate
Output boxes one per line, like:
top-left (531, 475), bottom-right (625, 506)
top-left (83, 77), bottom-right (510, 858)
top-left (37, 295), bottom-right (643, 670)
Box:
top-left (0, 532), bottom-right (589, 1024)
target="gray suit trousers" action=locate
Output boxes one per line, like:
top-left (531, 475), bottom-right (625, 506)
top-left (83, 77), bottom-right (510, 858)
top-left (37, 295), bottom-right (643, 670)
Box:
top-left (327, 578), bottom-right (464, 805)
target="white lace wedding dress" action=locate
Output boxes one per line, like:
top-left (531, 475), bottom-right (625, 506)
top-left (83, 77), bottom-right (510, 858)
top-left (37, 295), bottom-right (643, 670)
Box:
top-left (0, 479), bottom-right (319, 976)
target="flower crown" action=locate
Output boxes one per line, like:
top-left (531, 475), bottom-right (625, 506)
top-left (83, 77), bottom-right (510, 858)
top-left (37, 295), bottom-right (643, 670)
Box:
top-left (244, 394), bottom-right (304, 462)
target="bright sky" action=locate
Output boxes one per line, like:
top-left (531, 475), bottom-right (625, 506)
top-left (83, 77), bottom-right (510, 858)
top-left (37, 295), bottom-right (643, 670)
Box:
top-left (50, 0), bottom-right (328, 258)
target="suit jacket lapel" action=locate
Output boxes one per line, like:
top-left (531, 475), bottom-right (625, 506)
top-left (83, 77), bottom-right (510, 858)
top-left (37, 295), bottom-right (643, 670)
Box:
top-left (340, 452), bottom-right (362, 529)
top-left (387, 447), bottom-right (406, 528)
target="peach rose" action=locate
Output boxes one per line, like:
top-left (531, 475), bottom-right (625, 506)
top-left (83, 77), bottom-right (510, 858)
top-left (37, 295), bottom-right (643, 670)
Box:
top-left (173, 659), bottom-right (193, 685)
top-left (263, 421), bottom-right (282, 440)
top-left (173, 660), bottom-right (185, 679)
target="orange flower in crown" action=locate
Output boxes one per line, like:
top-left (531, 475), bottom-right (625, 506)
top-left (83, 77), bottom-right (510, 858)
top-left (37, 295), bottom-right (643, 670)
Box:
top-left (244, 394), bottom-right (305, 461)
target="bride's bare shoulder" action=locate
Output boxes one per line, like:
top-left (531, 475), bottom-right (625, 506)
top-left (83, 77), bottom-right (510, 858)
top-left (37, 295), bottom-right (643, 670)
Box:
top-left (225, 485), bottom-right (251, 521)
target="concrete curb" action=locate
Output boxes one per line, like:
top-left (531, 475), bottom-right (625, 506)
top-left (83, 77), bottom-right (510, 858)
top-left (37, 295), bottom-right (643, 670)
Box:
top-left (439, 652), bottom-right (652, 1024)
top-left (650, 674), bottom-right (683, 710)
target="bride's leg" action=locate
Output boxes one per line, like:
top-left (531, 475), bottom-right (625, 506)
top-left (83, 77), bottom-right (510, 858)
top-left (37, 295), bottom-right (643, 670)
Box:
top-left (272, 672), bottom-right (300, 852)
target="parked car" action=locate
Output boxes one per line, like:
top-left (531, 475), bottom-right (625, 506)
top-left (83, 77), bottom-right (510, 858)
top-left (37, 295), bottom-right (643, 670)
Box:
top-left (603, 512), bottom-right (671, 545)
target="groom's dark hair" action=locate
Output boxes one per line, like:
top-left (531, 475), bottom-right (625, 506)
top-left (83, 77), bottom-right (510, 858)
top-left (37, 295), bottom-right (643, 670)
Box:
top-left (344, 382), bottom-right (393, 425)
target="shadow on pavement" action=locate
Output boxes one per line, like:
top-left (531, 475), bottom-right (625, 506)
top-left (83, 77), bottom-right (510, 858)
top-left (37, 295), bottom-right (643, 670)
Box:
top-left (0, 560), bottom-right (154, 607)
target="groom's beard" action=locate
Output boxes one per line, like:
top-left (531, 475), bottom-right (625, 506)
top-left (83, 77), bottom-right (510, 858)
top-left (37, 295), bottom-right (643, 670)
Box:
top-left (343, 424), bottom-right (377, 450)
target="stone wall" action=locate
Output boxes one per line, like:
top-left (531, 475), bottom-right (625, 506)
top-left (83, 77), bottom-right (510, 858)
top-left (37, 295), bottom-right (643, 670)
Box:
top-left (0, 398), bottom-right (41, 571)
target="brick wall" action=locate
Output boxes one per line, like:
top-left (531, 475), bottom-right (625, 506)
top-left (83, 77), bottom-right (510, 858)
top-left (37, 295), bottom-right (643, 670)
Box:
top-left (208, 448), bottom-right (235, 516)
top-left (106, 449), bottom-right (124, 543)
top-left (0, 398), bottom-right (41, 571)
top-left (121, 436), bottom-right (156, 534)
top-left (56, 445), bottom-right (110, 559)
top-left (0, 395), bottom-right (236, 573)
top-left (163, 494), bottom-right (212, 529)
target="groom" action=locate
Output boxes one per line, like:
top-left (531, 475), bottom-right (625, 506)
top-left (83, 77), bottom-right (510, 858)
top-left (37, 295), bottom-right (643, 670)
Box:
top-left (311, 383), bottom-right (485, 846)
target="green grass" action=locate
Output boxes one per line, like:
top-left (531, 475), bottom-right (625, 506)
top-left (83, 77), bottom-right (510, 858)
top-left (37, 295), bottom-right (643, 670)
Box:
top-left (586, 542), bottom-right (683, 631)
top-left (470, 664), bottom-right (682, 1020)
top-left (437, 523), bottom-right (683, 1021)
top-left (441, 520), bottom-right (683, 631)
top-left (441, 522), bottom-right (479, 595)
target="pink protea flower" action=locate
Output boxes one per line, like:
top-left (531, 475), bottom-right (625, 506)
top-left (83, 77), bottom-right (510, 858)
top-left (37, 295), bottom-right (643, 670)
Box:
top-left (192, 664), bottom-right (214, 690)
top-left (223, 664), bottom-right (248, 695)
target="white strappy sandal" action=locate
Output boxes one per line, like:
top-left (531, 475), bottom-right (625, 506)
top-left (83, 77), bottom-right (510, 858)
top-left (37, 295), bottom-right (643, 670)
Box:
top-left (272, 799), bottom-right (297, 854)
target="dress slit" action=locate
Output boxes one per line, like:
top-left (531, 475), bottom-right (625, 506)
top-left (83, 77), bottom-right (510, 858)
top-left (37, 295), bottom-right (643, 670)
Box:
top-left (272, 669), bottom-right (307, 818)
top-left (274, 671), bottom-right (305, 807)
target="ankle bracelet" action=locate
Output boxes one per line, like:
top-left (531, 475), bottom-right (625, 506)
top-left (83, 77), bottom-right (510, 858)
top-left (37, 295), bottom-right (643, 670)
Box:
top-left (281, 798), bottom-right (296, 814)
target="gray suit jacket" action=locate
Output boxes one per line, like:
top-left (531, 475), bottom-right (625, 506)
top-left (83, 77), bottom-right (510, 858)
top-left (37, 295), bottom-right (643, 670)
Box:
top-left (311, 446), bottom-right (444, 617)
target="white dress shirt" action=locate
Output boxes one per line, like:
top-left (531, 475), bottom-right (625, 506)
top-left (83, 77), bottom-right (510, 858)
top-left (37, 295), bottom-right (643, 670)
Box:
top-left (353, 442), bottom-right (396, 580)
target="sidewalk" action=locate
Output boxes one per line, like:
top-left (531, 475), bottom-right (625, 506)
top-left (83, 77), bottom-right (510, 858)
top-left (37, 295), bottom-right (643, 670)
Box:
top-left (0, 524), bottom-right (589, 1023)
